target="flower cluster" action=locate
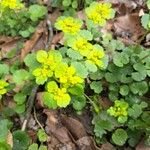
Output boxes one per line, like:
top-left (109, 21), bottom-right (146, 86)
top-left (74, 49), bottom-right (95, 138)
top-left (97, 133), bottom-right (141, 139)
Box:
top-left (0, 80), bottom-right (9, 96)
top-left (33, 50), bottom-right (62, 85)
top-left (47, 81), bottom-right (71, 107)
top-left (85, 2), bottom-right (115, 26)
top-left (33, 50), bottom-right (84, 108)
top-left (68, 36), bottom-right (105, 67)
top-left (56, 65), bottom-right (83, 87)
top-left (0, 0), bottom-right (23, 10)
top-left (107, 100), bottom-right (129, 123)
top-left (55, 16), bottom-right (83, 35)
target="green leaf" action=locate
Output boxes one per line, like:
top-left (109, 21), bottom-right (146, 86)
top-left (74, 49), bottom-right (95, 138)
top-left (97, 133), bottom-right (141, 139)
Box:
top-left (43, 92), bottom-right (57, 109)
top-left (85, 60), bottom-right (97, 73)
top-left (29, 5), bottom-right (47, 21)
top-left (71, 62), bottom-right (88, 78)
top-left (90, 81), bottom-right (103, 94)
top-left (62, 0), bottom-right (71, 7)
top-left (0, 119), bottom-right (12, 143)
top-left (13, 130), bottom-right (30, 150)
top-left (119, 85), bottom-right (129, 96)
top-left (67, 48), bottom-right (83, 60)
top-left (68, 84), bottom-right (84, 96)
top-left (131, 72), bottom-right (146, 81)
top-left (113, 53), bottom-right (129, 67)
top-left (89, 71), bottom-right (104, 80)
top-left (141, 14), bottom-right (149, 29)
top-left (28, 143), bottom-right (38, 150)
top-left (13, 69), bottom-right (29, 85)
top-left (128, 104), bottom-right (143, 119)
top-left (37, 129), bottom-right (47, 142)
top-left (19, 30), bottom-right (30, 38)
top-left (94, 120), bottom-right (114, 138)
top-left (78, 30), bottom-right (93, 40)
top-left (14, 93), bottom-right (26, 105)
top-left (72, 96), bottom-right (86, 111)
top-left (0, 141), bottom-right (11, 150)
top-left (0, 64), bottom-right (9, 77)
top-left (24, 53), bottom-right (40, 71)
top-left (130, 81), bottom-right (148, 96)
top-left (15, 104), bottom-right (26, 114)
top-left (39, 145), bottom-right (47, 150)
top-left (105, 72), bottom-right (117, 83)
top-left (112, 129), bottom-right (128, 146)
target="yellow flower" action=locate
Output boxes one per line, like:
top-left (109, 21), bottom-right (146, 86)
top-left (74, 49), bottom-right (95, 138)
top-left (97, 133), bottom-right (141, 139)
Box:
top-left (87, 45), bottom-right (105, 67)
top-left (85, 2), bottom-right (115, 26)
top-left (54, 88), bottom-right (71, 107)
top-left (33, 67), bottom-right (53, 85)
top-left (46, 81), bottom-right (71, 108)
top-left (0, 80), bottom-right (8, 95)
top-left (0, 0), bottom-right (23, 10)
top-left (59, 66), bottom-right (83, 86)
top-left (55, 16), bottom-right (83, 35)
top-left (71, 37), bottom-right (92, 56)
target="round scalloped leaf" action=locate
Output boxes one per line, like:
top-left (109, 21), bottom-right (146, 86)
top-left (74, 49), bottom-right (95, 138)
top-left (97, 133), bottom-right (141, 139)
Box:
top-left (72, 96), bottom-right (86, 111)
top-left (67, 48), bottom-right (83, 60)
top-left (119, 85), bottom-right (129, 96)
top-left (28, 143), bottom-right (38, 150)
top-left (112, 129), bottom-right (128, 146)
top-left (37, 129), bottom-right (47, 142)
top-left (13, 130), bottom-right (30, 150)
top-left (43, 92), bottom-right (57, 109)
top-left (71, 62), bottom-right (88, 78)
top-left (90, 81), bottom-right (103, 94)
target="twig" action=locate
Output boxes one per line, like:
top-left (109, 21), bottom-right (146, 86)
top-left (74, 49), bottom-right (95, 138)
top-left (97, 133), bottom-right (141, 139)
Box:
top-left (45, 15), bottom-right (53, 50)
top-left (33, 107), bottom-right (44, 130)
top-left (21, 12), bottom-right (53, 131)
top-left (21, 85), bottom-right (38, 131)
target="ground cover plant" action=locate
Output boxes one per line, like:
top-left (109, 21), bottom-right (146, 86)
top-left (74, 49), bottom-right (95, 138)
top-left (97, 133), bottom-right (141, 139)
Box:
top-left (0, 0), bottom-right (150, 149)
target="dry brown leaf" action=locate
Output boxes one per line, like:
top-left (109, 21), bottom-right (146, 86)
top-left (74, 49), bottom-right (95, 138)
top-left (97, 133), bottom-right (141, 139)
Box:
top-left (100, 142), bottom-right (115, 150)
top-left (49, 9), bottom-right (61, 25)
top-left (20, 21), bottom-right (46, 60)
top-left (114, 13), bottom-right (145, 43)
top-left (61, 115), bottom-right (87, 140)
top-left (44, 110), bottom-right (73, 144)
top-left (51, 32), bottom-right (64, 49)
top-left (76, 136), bottom-right (99, 150)
top-left (0, 37), bottom-right (20, 58)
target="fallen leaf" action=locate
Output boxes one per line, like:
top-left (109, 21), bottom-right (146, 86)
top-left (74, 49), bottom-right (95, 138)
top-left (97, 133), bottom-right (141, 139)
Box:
top-left (61, 115), bottom-right (87, 140)
top-left (20, 21), bottom-right (46, 60)
top-left (76, 136), bottom-right (99, 150)
top-left (114, 13), bottom-right (145, 43)
top-left (44, 110), bottom-right (73, 144)
top-left (100, 142), bottom-right (115, 150)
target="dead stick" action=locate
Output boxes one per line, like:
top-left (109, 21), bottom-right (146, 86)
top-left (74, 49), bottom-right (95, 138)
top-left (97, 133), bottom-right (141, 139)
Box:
top-left (21, 85), bottom-right (38, 131)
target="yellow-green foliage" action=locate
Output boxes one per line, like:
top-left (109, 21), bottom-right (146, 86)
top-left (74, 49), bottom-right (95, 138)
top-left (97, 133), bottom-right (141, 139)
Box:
top-left (85, 2), bottom-right (115, 26)
top-left (0, 80), bottom-right (9, 96)
top-left (0, 0), bottom-right (23, 11)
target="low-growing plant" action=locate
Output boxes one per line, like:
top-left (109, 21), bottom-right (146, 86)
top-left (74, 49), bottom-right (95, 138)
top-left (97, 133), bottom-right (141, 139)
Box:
top-left (0, 1), bottom-right (150, 149)
top-left (0, 0), bottom-right (47, 37)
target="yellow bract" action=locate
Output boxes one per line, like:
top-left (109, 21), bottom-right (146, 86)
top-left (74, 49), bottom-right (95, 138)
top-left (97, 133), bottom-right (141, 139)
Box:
top-left (71, 37), bottom-right (92, 56)
top-left (59, 66), bottom-right (83, 87)
top-left (55, 17), bottom-right (82, 35)
top-left (0, 80), bottom-right (8, 95)
top-left (0, 0), bottom-right (23, 10)
top-left (87, 47), bottom-right (104, 67)
top-left (54, 88), bottom-right (71, 107)
top-left (85, 2), bottom-right (114, 26)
